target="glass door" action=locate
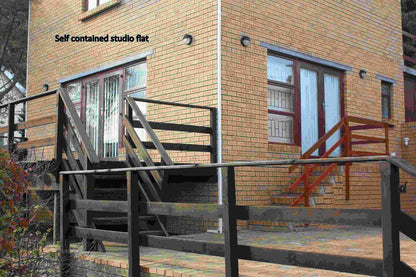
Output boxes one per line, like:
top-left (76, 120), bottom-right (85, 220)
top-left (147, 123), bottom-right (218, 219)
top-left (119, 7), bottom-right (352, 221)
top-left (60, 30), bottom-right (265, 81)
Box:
top-left (82, 70), bottom-right (122, 159)
top-left (299, 62), bottom-right (342, 157)
top-left (300, 68), bottom-right (319, 156)
top-left (84, 79), bottom-right (100, 155)
top-left (324, 74), bottom-right (341, 157)
top-left (103, 75), bottom-right (120, 158)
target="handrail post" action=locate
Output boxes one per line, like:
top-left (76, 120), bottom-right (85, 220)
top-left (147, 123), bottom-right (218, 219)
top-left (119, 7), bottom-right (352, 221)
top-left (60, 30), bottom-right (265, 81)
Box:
top-left (304, 164), bottom-right (310, 207)
top-left (127, 171), bottom-right (140, 277)
top-left (60, 174), bottom-right (70, 277)
top-left (345, 117), bottom-right (351, 200)
top-left (7, 103), bottom-right (15, 154)
top-left (380, 162), bottom-right (400, 277)
top-left (210, 108), bottom-right (218, 163)
top-left (384, 123), bottom-right (389, 155)
top-left (222, 166), bottom-right (238, 277)
top-left (55, 91), bottom-right (65, 176)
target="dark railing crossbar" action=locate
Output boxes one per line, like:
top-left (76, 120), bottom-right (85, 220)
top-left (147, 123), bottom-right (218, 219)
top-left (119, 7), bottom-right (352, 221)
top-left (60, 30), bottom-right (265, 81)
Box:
top-left (128, 96), bottom-right (215, 111)
top-left (0, 89), bottom-right (57, 109)
top-left (60, 155), bottom-right (390, 175)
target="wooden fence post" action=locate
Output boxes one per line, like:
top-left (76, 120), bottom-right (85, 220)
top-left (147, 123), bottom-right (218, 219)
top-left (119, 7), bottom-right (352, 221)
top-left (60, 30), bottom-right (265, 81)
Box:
top-left (7, 103), bottom-right (15, 154)
top-left (60, 174), bottom-right (70, 277)
top-left (53, 192), bottom-right (60, 243)
top-left (127, 171), bottom-right (140, 277)
top-left (380, 162), bottom-right (400, 277)
top-left (221, 166), bottom-right (238, 277)
top-left (345, 117), bottom-right (351, 201)
top-left (55, 91), bottom-right (65, 173)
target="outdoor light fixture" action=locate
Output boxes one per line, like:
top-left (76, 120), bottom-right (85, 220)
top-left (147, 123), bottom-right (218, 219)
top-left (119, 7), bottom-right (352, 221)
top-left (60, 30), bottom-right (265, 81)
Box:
top-left (182, 34), bottom-right (193, 45)
top-left (42, 83), bottom-right (49, 91)
top-left (359, 69), bottom-right (367, 79)
top-left (240, 35), bottom-right (251, 47)
top-left (404, 137), bottom-right (410, 146)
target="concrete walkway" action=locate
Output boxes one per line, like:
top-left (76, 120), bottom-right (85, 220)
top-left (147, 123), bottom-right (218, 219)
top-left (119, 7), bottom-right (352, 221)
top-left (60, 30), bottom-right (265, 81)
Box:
top-left (68, 227), bottom-right (416, 276)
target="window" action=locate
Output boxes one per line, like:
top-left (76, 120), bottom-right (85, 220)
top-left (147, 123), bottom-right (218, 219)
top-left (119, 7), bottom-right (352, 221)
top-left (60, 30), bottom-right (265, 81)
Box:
top-left (66, 82), bottom-right (82, 117)
top-left (86, 0), bottom-right (112, 11)
top-left (123, 63), bottom-right (147, 142)
top-left (267, 56), bottom-right (295, 144)
top-left (405, 76), bottom-right (416, 122)
top-left (381, 82), bottom-right (392, 119)
top-left (266, 53), bottom-right (343, 156)
top-left (63, 61), bottom-right (147, 159)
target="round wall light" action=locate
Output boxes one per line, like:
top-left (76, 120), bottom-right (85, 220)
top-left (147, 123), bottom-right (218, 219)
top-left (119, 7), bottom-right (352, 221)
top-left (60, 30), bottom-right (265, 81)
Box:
top-left (240, 35), bottom-right (251, 47)
top-left (404, 137), bottom-right (410, 146)
top-left (359, 69), bottom-right (367, 79)
top-left (182, 34), bottom-right (193, 45)
top-left (42, 83), bottom-right (49, 91)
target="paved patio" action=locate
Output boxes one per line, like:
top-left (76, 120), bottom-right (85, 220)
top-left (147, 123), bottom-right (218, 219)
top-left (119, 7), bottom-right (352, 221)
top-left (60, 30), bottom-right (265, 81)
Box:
top-left (68, 226), bottom-right (416, 276)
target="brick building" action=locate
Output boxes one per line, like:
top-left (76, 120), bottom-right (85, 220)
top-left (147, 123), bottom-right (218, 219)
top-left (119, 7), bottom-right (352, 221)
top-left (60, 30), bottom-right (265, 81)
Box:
top-left (24, 0), bottom-right (416, 234)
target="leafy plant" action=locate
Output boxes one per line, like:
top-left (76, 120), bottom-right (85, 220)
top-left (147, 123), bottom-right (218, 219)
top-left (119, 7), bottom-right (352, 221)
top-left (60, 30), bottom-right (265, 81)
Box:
top-left (0, 150), bottom-right (58, 276)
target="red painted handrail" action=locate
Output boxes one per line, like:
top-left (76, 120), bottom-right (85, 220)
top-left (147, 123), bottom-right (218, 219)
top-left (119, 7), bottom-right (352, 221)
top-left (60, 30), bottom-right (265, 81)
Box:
top-left (289, 116), bottom-right (389, 207)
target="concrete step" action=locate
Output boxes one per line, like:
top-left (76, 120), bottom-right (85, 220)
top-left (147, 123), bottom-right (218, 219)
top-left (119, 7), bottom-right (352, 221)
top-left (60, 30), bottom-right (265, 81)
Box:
top-left (282, 185), bottom-right (334, 195)
top-left (271, 194), bottom-right (326, 206)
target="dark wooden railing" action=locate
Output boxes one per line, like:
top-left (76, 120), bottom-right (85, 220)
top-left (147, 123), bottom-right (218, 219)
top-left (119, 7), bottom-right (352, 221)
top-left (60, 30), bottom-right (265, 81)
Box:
top-left (403, 31), bottom-right (416, 68)
top-left (59, 155), bottom-right (416, 277)
top-left (288, 116), bottom-right (389, 206)
top-left (0, 90), bottom-right (57, 155)
top-left (55, 88), bottom-right (103, 250)
top-left (127, 96), bottom-right (218, 163)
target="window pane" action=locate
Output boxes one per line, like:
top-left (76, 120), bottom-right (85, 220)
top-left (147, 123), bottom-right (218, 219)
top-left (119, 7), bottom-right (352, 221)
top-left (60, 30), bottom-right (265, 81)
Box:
top-left (382, 96), bottom-right (390, 119)
top-left (268, 113), bottom-right (293, 144)
top-left (268, 85), bottom-right (294, 113)
top-left (87, 0), bottom-right (97, 10)
top-left (99, 0), bottom-right (111, 4)
top-left (103, 75), bottom-right (120, 158)
top-left (300, 68), bottom-right (319, 155)
top-left (381, 82), bottom-right (391, 119)
top-left (67, 82), bottom-right (82, 104)
top-left (405, 77), bottom-right (416, 122)
top-left (85, 81), bottom-right (100, 154)
top-left (381, 83), bottom-right (391, 96)
top-left (130, 91), bottom-right (147, 141)
top-left (324, 74), bottom-right (341, 157)
top-left (267, 56), bottom-right (294, 84)
top-left (125, 63), bottom-right (147, 91)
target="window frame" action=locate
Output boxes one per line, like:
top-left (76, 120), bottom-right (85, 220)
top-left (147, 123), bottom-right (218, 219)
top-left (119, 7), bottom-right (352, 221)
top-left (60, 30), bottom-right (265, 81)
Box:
top-left (85, 0), bottom-right (112, 11)
top-left (381, 81), bottom-right (392, 120)
top-left (404, 74), bottom-right (416, 122)
top-left (267, 52), bottom-right (345, 152)
top-left (63, 60), bottom-right (147, 159)
top-left (267, 54), bottom-right (298, 145)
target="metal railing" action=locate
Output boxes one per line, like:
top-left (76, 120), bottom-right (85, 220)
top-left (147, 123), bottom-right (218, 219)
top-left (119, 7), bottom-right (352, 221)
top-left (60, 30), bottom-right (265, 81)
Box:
top-left (59, 155), bottom-right (416, 277)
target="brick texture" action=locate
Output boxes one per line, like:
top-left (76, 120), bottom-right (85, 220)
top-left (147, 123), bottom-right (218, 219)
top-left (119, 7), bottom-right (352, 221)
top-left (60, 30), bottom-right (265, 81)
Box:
top-left (28, 0), bottom-right (415, 233)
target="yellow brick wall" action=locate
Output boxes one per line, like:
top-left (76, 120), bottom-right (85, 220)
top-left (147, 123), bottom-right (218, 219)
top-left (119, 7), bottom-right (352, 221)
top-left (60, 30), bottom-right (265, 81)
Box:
top-left (28, 0), bottom-right (415, 231)
top-left (220, 0), bottom-right (406, 223)
top-left (401, 122), bottom-right (416, 215)
top-left (28, 0), bottom-right (218, 162)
